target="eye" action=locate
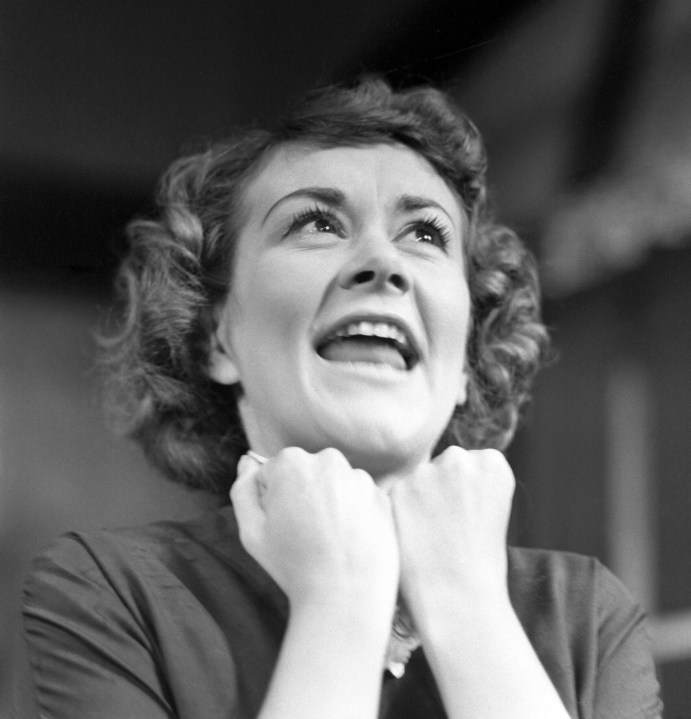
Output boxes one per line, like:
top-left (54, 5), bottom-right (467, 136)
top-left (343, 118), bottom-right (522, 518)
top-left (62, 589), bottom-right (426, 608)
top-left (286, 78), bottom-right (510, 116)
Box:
top-left (286, 206), bottom-right (344, 237)
top-left (407, 216), bottom-right (452, 251)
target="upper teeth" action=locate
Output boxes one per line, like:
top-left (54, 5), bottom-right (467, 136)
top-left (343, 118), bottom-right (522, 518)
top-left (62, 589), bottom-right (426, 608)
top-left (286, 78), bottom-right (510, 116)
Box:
top-left (332, 321), bottom-right (408, 345)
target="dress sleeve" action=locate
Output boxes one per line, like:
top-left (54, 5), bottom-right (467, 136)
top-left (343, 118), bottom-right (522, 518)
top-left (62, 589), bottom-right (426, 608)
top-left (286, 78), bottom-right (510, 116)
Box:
top-left (21, 535), bottom-right (176, 719)
top-left (593, 561), bottom-right (663, 719)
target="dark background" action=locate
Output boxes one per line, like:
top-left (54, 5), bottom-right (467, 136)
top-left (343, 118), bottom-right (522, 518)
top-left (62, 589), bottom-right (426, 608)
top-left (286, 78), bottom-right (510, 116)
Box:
top-left (2, 0), bottom-right (690, 714)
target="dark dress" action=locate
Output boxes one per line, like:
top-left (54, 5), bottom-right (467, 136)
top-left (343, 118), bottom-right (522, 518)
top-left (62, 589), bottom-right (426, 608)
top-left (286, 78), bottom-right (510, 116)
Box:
top-left (17, 506), bottom-right (662, 718)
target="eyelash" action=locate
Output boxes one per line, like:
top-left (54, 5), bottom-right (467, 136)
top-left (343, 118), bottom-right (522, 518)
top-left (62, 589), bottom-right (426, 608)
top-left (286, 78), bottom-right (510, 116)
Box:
top-left (412, 215), bottom-right (452, 251)
top-left (287, 205), bottom-right (342, 236)
top-left (285, 205), bottom-right (451, 251)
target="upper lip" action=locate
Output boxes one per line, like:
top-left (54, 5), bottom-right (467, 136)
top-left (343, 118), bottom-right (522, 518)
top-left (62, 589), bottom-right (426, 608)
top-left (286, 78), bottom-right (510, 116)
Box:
top-left (313, 312), bottom-right (422, 367)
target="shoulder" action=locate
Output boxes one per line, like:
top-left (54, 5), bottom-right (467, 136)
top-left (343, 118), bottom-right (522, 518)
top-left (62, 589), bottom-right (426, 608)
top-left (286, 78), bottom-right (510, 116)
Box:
top-left (508, 544), bottom-right (602, 578)
top-left (25, 509), bottom-right (209, 594)
top-left (507, 547), bottom-right (662, 718)
top-left (507, 545), bottom-right (645, 636)
top-left (20, 507), bottom-right (286, 718)
top-left (507, 546), bottom-right (641, 621)
top-left (28, 506), bottom-right (244, 574)
top-left (23, 506), bottom-right (283, 624)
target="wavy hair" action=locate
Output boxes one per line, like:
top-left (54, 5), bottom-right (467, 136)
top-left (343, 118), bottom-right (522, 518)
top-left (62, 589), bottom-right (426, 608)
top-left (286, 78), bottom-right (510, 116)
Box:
top-left (101, 77), bottom-right (550, 494)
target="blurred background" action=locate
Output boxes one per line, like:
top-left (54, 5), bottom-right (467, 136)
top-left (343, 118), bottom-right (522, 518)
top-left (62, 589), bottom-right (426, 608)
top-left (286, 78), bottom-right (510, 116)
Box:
top-left (1, 0), bottom-right (690, 714)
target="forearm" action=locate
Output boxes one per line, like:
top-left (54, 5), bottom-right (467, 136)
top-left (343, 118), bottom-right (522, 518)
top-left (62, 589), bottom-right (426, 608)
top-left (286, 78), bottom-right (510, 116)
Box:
top-left (420, 594), bottom-right (570, 719)
top-left (258, 600), bottom-right (391, 719)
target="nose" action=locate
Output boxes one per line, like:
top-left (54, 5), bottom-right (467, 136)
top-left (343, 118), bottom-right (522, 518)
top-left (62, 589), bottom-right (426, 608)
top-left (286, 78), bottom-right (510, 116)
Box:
top-left (337, 236), bottom-right (411, 294)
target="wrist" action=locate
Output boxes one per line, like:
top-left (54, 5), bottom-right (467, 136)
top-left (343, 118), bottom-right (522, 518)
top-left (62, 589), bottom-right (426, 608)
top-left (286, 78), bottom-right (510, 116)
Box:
top-left (261, 589), bottom-right (394, 719)
top-left (284, 596), bottom-right (394, 684)
top-left (413, 598), bottom-right (571, 719)
top-left (290, 588), bottom-right (396, 641)
top-left (410, 583), bottom-right (514, 647)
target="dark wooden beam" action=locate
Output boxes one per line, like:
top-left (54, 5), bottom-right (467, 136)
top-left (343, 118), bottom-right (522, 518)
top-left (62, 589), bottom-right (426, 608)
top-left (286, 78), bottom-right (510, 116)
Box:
top-left (568, 0), bottom-right (656, 185)
top-left (335, 0), bottom-right (545, 88)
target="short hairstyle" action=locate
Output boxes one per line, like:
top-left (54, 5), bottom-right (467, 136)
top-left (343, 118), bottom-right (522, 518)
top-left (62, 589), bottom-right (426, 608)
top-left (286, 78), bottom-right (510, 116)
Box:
top-left (101, 77), bottom-right (550, 494)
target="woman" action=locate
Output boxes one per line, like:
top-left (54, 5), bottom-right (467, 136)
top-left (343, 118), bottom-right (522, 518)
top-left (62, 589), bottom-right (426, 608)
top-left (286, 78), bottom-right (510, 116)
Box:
top-left (20, 78), bottom-right (662, 718)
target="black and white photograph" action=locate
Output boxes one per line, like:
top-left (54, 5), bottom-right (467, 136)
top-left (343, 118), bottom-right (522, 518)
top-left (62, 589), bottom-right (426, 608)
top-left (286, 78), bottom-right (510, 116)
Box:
top-left (1, 1), bottom-right (689, 716)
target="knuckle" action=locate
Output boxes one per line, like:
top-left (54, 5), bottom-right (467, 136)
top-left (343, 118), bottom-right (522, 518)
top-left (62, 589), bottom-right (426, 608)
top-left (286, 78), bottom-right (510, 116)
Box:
top-left (439, 445), bottom-right (467, 464)
top-left (501, 468), bottom-right (516, 491)
top-left (277, 446), bottom-right (308, 463)
top-left (483, 450), bottom-right (515, 491)
top-left (478, 447), bottom-right (507, 470)
top-left (318, 447), bottom-right (346, 465)
top-left (351, 467), bottom-right (374, 488)
top-left (229, 472), bottom-right (249, 499)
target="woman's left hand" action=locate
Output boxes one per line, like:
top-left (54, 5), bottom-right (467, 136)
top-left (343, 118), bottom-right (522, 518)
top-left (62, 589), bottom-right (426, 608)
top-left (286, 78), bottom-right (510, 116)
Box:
top-left (389, 446), bottom-right (515, 636)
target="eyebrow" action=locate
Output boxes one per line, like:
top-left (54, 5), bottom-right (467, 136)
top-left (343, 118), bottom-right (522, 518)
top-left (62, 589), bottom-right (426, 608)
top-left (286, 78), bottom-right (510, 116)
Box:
top-left (262, 187), bottom-right (345, 226)
top-left (261, 187), bottom-right (457, 228)
top-left (396, 194), bottom-right (456, 226)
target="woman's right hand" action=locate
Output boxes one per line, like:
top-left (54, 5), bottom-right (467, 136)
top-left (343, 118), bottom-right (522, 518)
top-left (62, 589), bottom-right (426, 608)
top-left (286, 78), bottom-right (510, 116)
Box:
top-left (231, 447), bottom-right (399, 621)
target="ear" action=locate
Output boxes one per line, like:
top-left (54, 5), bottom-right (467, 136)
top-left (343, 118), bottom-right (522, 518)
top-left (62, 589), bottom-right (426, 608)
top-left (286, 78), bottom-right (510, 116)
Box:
top-left (207, 308), bottom-right (242, 386)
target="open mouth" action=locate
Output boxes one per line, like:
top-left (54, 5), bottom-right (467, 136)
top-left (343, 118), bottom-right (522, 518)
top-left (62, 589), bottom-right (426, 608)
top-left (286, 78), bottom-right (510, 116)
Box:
top-left (316, 319), bottom-right (419, 371)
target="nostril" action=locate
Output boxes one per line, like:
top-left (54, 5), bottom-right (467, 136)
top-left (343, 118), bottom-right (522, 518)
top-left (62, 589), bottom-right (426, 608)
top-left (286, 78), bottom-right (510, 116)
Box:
top-left (353, 270), bottom-right (376, 284)
top-left (341, 261), bottom-right (410, 292)
top-left (348, 269), bottom-right (408, 291)
top-left (389, 273), bottom-right (406, 290)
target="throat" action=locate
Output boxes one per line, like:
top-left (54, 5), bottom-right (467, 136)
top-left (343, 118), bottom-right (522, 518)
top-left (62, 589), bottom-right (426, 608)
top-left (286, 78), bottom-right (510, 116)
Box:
top-left (319, 336), bottom-right (407, 371)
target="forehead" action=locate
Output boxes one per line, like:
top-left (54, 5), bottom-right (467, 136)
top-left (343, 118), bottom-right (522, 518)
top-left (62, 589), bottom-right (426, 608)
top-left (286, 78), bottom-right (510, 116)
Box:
top-left (240, 142), bottom-right (464, 223)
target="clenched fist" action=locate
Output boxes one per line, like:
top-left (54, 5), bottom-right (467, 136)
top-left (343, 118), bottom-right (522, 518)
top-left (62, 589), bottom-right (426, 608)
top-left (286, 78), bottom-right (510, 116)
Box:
top-left (389, 446), bottom-right (515, 636)
top-left (231, 447), bottom-right (400, 622)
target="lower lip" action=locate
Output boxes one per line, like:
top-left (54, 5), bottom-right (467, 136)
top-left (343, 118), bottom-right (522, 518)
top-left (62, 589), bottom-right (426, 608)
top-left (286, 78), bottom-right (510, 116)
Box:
top-left (317, 356), bottom-right (415, 381)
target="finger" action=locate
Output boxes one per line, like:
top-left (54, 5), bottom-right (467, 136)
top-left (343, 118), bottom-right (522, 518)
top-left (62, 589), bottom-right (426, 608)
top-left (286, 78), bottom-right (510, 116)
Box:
top-left (430, 444), bottom-right (467, 467)
top-left (230, 457), bottom-right (265, 549)
top-left (235, 450), bottom-right (266, 491)
top-left (246, 449), bottom-right (269, 465)
top-left (239, 452), bottom-right (270, 498)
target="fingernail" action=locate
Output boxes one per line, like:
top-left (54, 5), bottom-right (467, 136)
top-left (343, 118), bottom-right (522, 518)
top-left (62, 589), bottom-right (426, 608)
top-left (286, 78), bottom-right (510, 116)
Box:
top-left (247, 449), bottom-right (268, 464)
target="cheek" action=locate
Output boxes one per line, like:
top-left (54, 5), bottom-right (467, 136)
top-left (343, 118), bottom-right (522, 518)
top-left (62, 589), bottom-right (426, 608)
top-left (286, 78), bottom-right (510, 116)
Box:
top-left (236, 256), bottom-right (324, 341)
top-left (435, 283), bottom-right (470, 405)
top-left (432, 275), bottom-right (471, 349)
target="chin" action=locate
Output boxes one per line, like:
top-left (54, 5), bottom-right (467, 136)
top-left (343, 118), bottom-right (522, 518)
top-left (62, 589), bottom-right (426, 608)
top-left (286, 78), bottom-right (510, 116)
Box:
top-left (299, 397), bottom-right (453, 474)
top-left (321, 421), bottom-right (437, 478)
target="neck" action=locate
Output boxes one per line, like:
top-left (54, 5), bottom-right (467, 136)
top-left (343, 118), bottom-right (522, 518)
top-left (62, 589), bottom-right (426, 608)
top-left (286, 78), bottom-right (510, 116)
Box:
top-left (245, 442), bottom-right (428, 488)
top-left (343, 448), bottom-right (429, 489)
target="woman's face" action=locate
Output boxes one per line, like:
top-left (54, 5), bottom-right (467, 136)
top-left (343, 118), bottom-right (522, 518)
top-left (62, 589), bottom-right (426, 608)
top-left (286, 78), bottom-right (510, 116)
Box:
top-left (210, 142), bottom-right (470, 478)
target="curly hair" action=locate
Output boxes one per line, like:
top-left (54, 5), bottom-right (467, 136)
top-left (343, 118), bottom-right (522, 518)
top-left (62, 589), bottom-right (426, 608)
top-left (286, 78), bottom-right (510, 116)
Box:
top-left (101, 77), bottom-right (550, 494)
